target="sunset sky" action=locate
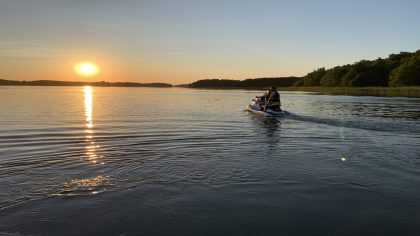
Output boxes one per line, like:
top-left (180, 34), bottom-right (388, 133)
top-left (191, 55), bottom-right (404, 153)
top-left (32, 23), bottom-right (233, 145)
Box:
top-left (1, 0), bottom-right (419, 84)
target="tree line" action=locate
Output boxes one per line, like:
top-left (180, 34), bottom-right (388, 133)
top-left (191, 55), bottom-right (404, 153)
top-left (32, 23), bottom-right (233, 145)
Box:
top-left (189, 49), bottom-right (419, 88)
top-left (298, 50), bottom-right (420, 87)
top-left (189, 77), bottom-right (300, 88)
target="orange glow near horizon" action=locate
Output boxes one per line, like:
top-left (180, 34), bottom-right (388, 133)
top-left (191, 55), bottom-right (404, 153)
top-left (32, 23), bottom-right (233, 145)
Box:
top-left (75, 62), bottom-right (100, 77)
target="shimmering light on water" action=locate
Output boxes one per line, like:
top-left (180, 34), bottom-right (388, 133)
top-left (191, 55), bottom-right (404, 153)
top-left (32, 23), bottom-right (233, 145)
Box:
top-left (83, 86), bottom-right (102, 165)
top-left (84, 86), bottom-right (93, 129)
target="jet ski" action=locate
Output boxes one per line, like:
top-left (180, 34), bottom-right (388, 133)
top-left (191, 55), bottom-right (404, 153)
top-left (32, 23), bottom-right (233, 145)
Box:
top-left (247, 97), bottom-right (285, 117)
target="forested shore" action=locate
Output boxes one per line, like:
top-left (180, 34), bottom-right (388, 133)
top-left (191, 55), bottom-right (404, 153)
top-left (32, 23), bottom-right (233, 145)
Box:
top-left (190, 50), bottom-right (419, 88)
top-left (297, 50), bottom-right (420, 87)
top-left (185, 50), bottom-right (420, 97)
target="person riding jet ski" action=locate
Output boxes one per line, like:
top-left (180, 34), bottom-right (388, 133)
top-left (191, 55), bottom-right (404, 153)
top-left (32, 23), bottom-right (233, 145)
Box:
top-left (264, 87), bottom-right (282, 111)
top-left (248, 87), bottom-right (283, 116)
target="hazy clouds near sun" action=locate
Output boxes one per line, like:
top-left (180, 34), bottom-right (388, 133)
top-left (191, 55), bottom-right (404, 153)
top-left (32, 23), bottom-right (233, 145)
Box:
top-left (1, 0), bottom-right (419, 84)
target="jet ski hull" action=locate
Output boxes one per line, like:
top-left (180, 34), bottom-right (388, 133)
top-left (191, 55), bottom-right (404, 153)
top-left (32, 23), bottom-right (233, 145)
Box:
top-left (247, 104), bottom-right (285, 117)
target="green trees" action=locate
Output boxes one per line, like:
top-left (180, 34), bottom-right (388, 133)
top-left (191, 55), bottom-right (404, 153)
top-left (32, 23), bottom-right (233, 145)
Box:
top-left (301, 50), bottom-right (419, 87)
top-left (320, 66), bottom-right (350, 86)
top-left (389, 52), bottom-right (420, 86)
top-left (188, 50), bottom-right (420, 88)
top-left (303, 68), bottom-right (326, 86)
top-left (189, 77), bottom-right (300, 88)
top-left (341, 60), bottom-right (388, 86)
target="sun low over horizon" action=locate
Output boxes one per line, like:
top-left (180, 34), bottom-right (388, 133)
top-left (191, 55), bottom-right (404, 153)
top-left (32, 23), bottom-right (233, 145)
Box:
top-left (74, 62), bottom-right (100, 78)
top-left (0, 1), bottom-right (419, 84)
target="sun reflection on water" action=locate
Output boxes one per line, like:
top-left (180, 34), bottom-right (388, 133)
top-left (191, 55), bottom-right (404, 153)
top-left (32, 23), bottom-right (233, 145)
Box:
top-left (83, 86), bottom-right (103, 165)
top-left (50, 175), bottom-right (111, 197)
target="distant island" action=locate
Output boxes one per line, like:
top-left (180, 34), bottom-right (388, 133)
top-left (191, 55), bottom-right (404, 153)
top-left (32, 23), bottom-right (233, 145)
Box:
top-left (0, 79), bottom-right (172, 88)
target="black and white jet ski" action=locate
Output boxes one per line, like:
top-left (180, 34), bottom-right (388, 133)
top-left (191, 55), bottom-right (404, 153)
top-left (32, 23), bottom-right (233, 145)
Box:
top-left (246, 97), bottom-right (286, 117)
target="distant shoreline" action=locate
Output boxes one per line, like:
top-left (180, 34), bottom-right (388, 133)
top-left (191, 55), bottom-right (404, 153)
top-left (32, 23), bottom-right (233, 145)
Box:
top-left (0, 79), bottom-right (172, 88)
top-left (2, 79), bottom-right (420, 98)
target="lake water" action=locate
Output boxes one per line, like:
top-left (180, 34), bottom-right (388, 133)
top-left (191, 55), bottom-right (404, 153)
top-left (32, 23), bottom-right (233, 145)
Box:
top-left (1, 86), bottom-right (420, 236)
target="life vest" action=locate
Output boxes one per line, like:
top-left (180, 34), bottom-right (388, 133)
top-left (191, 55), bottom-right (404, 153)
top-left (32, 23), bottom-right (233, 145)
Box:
top-left (268, 91), bottom-right (281, 106)
top-left (270, 91), bottom-right (280, 102)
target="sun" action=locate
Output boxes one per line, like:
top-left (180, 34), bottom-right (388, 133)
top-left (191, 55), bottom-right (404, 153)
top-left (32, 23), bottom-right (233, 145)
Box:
top-left (75, 62), bottom-right (100, 77)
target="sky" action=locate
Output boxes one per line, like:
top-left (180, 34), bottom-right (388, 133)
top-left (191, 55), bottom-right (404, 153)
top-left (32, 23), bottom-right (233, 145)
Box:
top-left (0, 0), bottom-right (419, 84)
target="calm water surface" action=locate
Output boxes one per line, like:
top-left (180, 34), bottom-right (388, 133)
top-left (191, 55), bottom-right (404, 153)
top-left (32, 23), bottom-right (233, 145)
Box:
top-left (0, 86), bottom-right (420, 236)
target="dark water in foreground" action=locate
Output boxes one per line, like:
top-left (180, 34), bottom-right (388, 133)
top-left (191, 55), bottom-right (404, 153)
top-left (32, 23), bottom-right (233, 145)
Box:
top-left (0, 86), bottom-right (420, 236)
